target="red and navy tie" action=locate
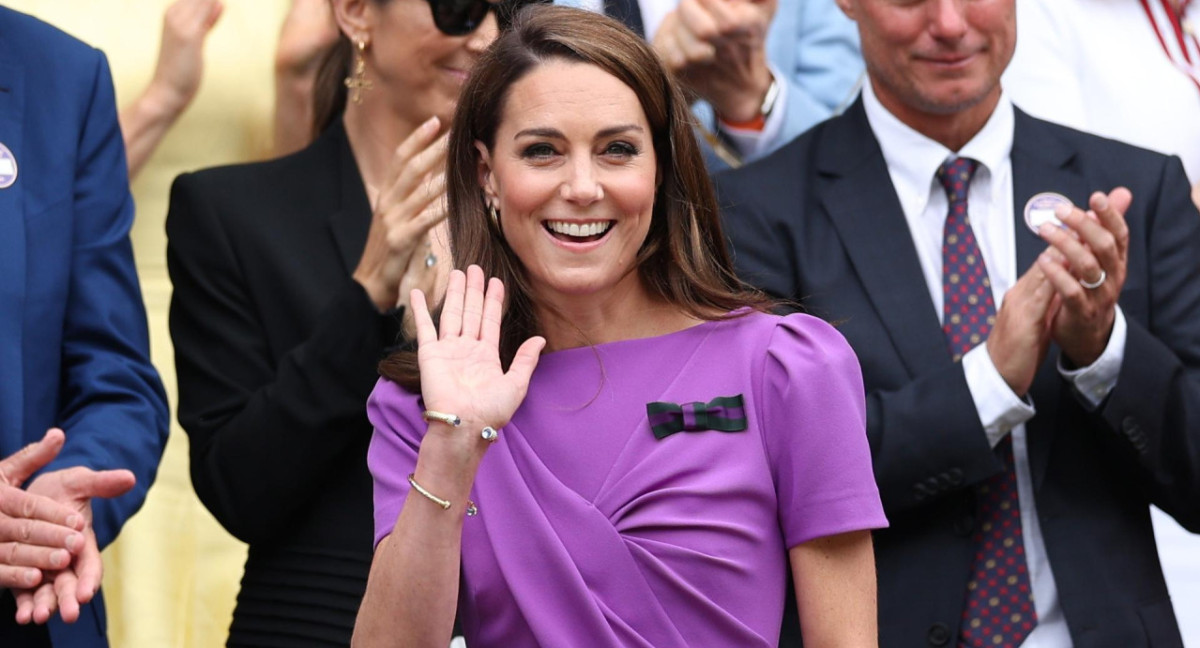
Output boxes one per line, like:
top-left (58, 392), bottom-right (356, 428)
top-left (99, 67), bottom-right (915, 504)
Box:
top-left (936, 157), bottom-right (1038, 648)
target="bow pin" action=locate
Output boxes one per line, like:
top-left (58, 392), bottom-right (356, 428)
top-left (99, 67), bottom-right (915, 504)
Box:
top-left (646, 395), bottom-right (747, 440)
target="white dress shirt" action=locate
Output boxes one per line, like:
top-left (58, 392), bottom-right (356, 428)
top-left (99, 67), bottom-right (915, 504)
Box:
top-left (862, 81), bottom-right (1130, 647)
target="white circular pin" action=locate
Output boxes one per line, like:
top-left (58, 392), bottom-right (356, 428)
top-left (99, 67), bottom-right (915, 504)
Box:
top-left (0, 143), bottom-right (17, 189)
top-left (1023, 192), bottom-right (1072, 235)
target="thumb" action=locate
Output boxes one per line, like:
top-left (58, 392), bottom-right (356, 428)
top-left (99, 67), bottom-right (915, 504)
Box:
top-left (64, 469), bottom-right (137, 500)
top-left (505, 336), bottom-right (546, 387)
top-left (0, 428), bottom-right (66, 487)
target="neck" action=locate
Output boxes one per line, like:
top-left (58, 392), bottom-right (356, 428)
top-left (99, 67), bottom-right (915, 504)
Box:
top-left (873, 81), bottom-right (1001, 152)
top-left (342, 98), bottom-right (422, 197)
top-left (534, 277), bottom-right (701, 351)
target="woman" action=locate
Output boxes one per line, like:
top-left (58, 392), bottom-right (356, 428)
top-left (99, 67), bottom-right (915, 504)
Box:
top-left (355, 6), bottom-right (887, 646)
top-left (166, 0), bottom-right (529, 643)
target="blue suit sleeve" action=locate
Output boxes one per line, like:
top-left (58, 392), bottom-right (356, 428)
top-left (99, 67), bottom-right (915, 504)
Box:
top-left (42, 49), bottom-right (169, 549)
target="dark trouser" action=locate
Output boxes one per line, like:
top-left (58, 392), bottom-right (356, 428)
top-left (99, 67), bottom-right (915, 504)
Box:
top-left (0, 591), bottom-right (52, 647)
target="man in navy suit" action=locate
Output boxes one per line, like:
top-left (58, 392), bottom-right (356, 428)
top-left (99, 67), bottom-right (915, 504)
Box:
top-left (718, 0), bottom-right (1200, 645)
top-left (0, 7), bottom-right (169, 647)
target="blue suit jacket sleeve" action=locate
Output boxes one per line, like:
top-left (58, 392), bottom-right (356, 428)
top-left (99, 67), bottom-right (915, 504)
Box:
top-left (39, 45), bottom-right (169, 550)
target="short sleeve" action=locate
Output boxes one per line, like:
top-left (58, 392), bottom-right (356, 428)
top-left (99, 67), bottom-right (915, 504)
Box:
top-left (759, 314), bottom-right (888, 547)
top-left (366, 377), bottom-right (427, 548)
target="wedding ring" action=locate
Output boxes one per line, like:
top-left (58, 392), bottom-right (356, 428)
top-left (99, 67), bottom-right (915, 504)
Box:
top-left (424, 252), bottom-right (438, 268)
top-left (481, 426), bottom-right (498, 442)
top-left (1079, 270), bottom-right (1107, 290)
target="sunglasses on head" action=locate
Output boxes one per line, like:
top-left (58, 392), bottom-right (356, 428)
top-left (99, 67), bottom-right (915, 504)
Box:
top-left (425, 0), bottom-right (549, 36)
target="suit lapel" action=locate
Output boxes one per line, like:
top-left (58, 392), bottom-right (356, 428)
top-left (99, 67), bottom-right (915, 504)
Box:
top-left (326, 120), bottom-right (373, 276)
top-left (820, 101), bottom-right (953, 379)
top-left (1011, 109), bottom-right (1089, 491)
top-left (0, 56), bottom-right (26, 453)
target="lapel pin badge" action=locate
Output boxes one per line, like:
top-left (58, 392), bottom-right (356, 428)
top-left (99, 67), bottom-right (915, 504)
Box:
top-left (0, 142), bottom-right (17, 189)
top-left (1023, 192), bottom-right (1072, 235)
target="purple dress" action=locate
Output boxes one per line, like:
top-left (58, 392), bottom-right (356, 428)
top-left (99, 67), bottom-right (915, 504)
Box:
top-left (367, 311), bottom-right (887, 647)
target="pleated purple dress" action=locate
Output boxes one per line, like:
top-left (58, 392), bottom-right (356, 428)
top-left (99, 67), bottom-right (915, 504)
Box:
top-left (368, 311), bottom-right (888, 647)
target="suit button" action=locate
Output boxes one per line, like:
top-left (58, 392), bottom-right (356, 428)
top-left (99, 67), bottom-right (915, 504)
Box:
top-left (927, 622), bottom-right (951, 646)
top-left (947, 468), bottom-right (964, 486)
top-left (954, 514), bottom-right (975, 536)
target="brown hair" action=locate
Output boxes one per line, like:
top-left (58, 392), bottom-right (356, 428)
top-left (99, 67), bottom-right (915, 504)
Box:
top-left (380, 4), bottom-right (771, 389)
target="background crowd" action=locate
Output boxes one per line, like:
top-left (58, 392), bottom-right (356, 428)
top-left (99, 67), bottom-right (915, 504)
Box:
top-left (2, 0), bottom-right (1198, 645)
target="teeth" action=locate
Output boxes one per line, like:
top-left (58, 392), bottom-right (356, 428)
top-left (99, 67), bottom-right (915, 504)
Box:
top-left (546, 221), bottom-right (612, 238)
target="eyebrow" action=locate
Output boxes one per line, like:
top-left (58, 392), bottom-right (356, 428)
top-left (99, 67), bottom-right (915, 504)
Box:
top-left (512, 124), bottom-right (645, 140)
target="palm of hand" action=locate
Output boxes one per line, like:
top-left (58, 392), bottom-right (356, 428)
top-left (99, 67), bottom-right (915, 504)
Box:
top-left (419, 336), bottom-right (526, 430)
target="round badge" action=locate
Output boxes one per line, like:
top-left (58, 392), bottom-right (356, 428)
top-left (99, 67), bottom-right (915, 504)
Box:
top-left (1023, 192), bottom-right (1072, 235)
top-left (0, 143), bottom-right (16, 189)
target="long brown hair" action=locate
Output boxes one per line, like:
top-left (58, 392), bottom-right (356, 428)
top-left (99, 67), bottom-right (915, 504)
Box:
top-left (380, 5), bottom-right (771, 389)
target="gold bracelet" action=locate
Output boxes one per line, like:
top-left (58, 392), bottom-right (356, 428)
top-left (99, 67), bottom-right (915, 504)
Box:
top-left (422, 410), bottom-right (461, 427)
top-left (407, 473), bottom-right (477, 516)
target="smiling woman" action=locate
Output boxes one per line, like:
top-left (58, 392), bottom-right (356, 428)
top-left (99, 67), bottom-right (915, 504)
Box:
top-left (354, 6), bottom-right (889, 647)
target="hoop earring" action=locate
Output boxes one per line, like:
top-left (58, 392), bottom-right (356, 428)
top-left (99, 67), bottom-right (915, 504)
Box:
top-left (488, 204), bottom-right (500, 228)
top-left (344, 39), bottom-right (373, 104)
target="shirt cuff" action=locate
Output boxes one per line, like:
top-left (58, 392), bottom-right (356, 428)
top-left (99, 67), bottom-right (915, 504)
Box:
top-left (962, 343), bottom-right (1037, 448)
top-left (1058, 306), bottom-right (1126, 409)
top-left (717, 64), bottom-right (788, 160)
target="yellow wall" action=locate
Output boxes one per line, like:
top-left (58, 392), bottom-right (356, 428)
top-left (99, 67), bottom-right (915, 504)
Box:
top-left (7, 2), bottom-right (291, 645)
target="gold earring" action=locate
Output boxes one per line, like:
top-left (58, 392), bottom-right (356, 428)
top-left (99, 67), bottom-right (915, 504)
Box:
top-left (344, 39), bottom-right (373, 104)
top-left (488, 204), bottom-right (500, 228)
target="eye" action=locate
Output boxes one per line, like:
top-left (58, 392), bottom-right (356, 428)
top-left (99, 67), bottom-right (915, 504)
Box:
top-left (603, 141), bottom-right (639, 158)
top-left (521, 142), bottom-right (558, 160)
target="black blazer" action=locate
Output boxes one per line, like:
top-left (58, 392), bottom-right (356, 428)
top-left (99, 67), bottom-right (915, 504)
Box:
top-left (717, 99), bottom-right (1200, 647)
top-left (167, 121), bottom-right (403, 646)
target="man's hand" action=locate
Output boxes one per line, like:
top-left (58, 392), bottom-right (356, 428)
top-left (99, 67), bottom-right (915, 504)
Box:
top-left (653, 0), bottom-right (776, 123)
top-left (11, 466), bottom-right (135, 624)
top-left (987, 263), bottom-right (1060, 397)
top-left (0, 429), bottom-right (87, 590)
top-left (1037, 188), bottom-right (1132, 367)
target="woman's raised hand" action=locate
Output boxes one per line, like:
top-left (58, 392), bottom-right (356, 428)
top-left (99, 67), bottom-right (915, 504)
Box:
top-left (354, 117), bottom-right (449, 312)
top-left (411, 266), bottom-right (545, 454)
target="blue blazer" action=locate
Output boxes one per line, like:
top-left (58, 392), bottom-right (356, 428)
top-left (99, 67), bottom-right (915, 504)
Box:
top-left (0, 7), bottom-right (169, 646)
top-left (718, 99), bottom-right (1200, 646)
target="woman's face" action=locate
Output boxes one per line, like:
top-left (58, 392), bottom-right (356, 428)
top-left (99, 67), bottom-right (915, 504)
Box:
top-left (361, 0), bottom-right (498, 126)
top-left (477, 59), bottom-right (659, 304)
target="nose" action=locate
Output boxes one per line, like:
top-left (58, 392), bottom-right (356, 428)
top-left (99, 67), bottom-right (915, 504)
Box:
top-left (465, 12), bottom-right (499, 53)
top-left (559, 158), bottom-right (604, 205)
top-left (928, 0), bottom-right (968, 40)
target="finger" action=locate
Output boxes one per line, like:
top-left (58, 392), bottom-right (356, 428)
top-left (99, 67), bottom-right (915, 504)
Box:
top-left (72, 532), bottom-right (102, 605)
top-left (204, 0), bottom-right (225, 31)
top-left (0, 429), bottom-right (65, 488)
top-left (411, 289), bottom-right (437, 348)
top-left (379, 122), bottom-right (447, 207)
top-left (439, 269), bottom-right (467, 338)
top-left (0, 486), bottom-right (85, 532)
top-left (14, 586), bottom-right (35, 624)
top-left (1090, 188), bottom-right (1131, 257)
top-left (0, 565), bottom-right (42, 590)
top-left (0, 540), bottom-right (73, 572)
top-left (1037, 250), bottom-right (1087, 305)
top-left (62, 468), bottom-right (136, 500)
top-left (676, 0), bottom-right (719, 43)
top-left (1039, 221), bottom-right (1102, 286)
top-left (54, 568), bottom-right (81, 623)
top-left (382, 136), bottom-right (449, 215)
top-left (461, 265), bottom-right (487, 340)
top-left (506, 336), bottom-right (547, 389)
top-left (32, 580), bottom-right (57, 624)
top-left (480, 277), bottom-right (506, 347)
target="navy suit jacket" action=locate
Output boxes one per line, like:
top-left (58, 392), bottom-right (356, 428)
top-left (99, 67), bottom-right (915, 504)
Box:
top-left (717, 98), bottom-right (1200, 647)
top-left (0, 8), bottom-right (168, 646)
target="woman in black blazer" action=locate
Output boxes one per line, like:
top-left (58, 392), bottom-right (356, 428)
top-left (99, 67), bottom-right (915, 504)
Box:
top-left (166, 0), bottom-right (524, 643)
